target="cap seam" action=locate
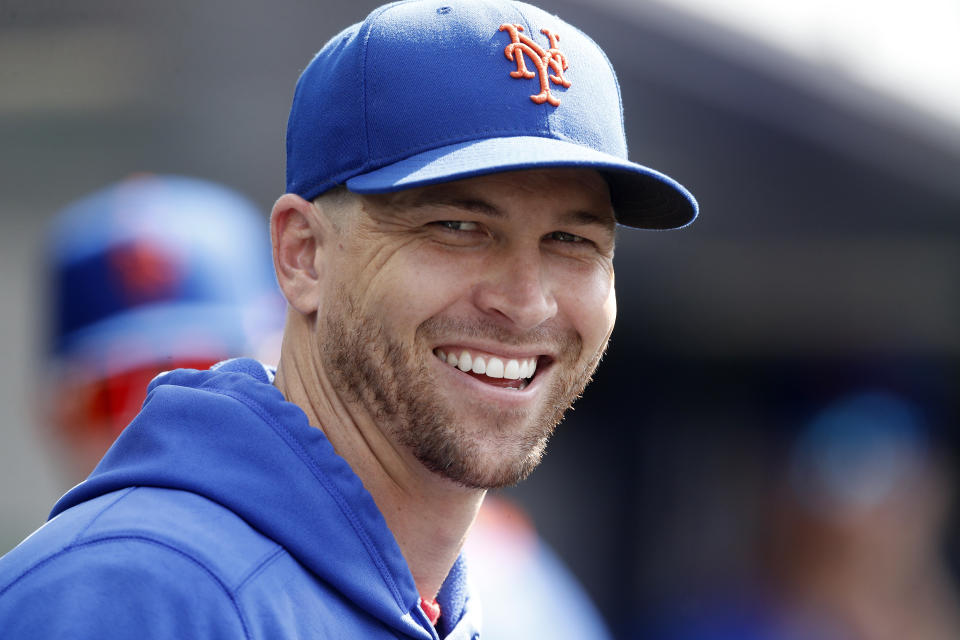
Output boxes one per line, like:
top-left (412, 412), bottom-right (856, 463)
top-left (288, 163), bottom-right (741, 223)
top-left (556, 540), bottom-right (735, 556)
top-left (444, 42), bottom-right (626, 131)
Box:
top-left (574, 27), bottom-right (627, 151)
top-left (358, 1), bottom-right (414, 168)
top-left (357, 7), bottom-right (388, 171)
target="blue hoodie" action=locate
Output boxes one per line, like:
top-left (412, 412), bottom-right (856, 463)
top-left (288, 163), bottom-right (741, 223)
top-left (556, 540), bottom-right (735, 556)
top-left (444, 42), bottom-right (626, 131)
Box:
top-left (0, 358), bottom-right (479, 639)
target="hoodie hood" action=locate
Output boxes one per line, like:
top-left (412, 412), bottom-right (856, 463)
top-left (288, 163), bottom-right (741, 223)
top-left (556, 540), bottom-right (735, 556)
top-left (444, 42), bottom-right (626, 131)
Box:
top-left (51, 357), bottom-right (471, 637)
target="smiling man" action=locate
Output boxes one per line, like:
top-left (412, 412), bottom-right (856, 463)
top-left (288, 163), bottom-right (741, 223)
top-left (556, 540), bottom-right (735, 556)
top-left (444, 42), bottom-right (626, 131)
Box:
top-left (0, 1), bottom-right (695, 639)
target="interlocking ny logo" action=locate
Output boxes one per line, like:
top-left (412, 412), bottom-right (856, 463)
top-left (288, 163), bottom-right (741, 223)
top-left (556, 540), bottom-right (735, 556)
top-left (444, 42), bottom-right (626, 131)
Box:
top-left (499, 23), bottom-right (570, 106)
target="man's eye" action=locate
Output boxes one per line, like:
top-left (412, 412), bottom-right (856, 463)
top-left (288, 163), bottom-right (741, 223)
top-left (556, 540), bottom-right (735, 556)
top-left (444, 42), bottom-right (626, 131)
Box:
top-left (436, 221), bottom-right (479, 232)
top-left (548, 231), bottom-right (585, 243)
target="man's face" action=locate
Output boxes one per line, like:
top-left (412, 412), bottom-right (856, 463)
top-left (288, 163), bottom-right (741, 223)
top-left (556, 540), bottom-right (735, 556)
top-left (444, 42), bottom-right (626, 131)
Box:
top-left (317, 168), bottom-right (617, 489)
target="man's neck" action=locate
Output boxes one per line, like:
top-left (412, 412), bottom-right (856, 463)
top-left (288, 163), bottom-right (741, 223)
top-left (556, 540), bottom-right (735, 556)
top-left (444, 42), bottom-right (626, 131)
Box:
top-left (273, 324), bottom-right (484, 599)
top-left (360, 458), bottom-right (485, 600)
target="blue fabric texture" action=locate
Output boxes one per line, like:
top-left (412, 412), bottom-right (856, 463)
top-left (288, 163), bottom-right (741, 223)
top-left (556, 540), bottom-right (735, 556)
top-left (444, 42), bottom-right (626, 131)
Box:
top-left (285, 0), bottom-right (697, 229)
top-left (0, 358), bottom-right (479, 639)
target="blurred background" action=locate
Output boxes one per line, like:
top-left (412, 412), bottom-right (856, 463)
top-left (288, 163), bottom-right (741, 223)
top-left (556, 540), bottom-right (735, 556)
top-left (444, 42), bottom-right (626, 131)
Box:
top-left (2, 0), bottom-right (958, 638)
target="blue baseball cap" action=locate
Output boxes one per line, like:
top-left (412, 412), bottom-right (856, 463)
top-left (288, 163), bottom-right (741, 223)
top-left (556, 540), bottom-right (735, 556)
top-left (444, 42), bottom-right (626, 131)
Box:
top-left (286, 0), bottom-right (697, 229)
top-left (46, 174), bottom-right (286, 377)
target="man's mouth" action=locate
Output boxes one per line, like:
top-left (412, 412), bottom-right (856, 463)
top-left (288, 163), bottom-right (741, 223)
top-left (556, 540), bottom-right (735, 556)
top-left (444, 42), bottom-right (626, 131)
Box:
top-left (433, 348), bottom-right (540, 390)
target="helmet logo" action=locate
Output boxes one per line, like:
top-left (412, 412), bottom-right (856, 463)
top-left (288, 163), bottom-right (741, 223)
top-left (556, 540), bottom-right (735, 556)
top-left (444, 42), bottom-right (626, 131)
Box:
top-left (499, 24), bottom-right (571, 106)
top-left (108, 242), bottom-right (181, 303)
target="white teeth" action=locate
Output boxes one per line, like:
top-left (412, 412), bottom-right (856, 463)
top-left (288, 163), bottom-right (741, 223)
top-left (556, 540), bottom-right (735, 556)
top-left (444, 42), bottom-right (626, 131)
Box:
top-left (435, 349), bottom-right (538, 381)
top-left (486, 358), bottom-right (504, 378)
top-left (471, 356), bottom-right (486, 375)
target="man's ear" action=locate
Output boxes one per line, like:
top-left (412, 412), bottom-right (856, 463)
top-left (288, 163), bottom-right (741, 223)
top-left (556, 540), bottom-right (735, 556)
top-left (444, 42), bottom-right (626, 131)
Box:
top-left (270, 193), bottom-right (333, 315)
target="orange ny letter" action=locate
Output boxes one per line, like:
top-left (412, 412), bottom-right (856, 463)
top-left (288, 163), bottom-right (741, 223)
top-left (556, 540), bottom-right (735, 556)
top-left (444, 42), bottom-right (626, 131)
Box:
top-left (499, 23), bottom-right (571, 106)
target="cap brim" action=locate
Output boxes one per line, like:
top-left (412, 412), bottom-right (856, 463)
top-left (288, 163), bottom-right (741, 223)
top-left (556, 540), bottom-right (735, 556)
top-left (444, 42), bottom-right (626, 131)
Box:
top-left (345, 136), bottom-right (697, 229)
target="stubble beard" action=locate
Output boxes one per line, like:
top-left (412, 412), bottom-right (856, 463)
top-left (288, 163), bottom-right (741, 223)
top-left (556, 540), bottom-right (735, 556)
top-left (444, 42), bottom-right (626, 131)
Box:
top-left (321, 289), bottom-right (607, 489)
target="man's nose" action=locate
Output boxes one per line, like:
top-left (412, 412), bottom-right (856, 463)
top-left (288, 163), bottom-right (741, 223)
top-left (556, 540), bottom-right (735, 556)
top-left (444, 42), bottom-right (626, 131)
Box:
top-left (471, 247), bottom-right (558, 331)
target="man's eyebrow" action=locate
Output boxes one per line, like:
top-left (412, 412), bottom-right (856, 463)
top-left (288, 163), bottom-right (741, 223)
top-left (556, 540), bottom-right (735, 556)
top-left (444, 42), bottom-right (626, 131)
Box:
top-left (560, 209), bottom-right (617, 228)
top-left (406, 192), bottom-right (503, 217)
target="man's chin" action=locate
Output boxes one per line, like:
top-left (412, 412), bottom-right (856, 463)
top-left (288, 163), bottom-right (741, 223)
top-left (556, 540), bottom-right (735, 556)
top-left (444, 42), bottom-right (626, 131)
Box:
top-left (411, 423), bottom-right (553, 490)
top-left (424, 458), bottom-right (545, 491)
